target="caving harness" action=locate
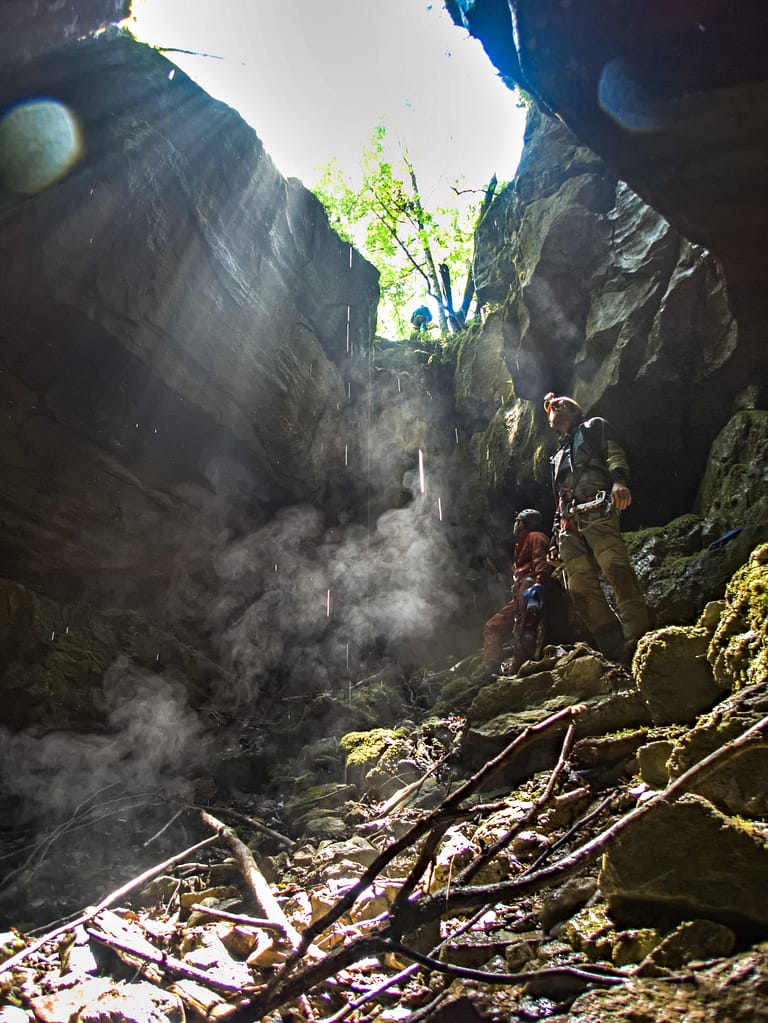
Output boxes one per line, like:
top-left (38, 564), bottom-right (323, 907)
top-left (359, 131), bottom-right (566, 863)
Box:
top-left (562, 489), bottom-right (614, 532)
top-left (551, 420), bottom-right (618, 537)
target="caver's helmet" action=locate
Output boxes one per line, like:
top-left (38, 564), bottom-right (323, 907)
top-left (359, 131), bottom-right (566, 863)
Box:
top-left (543, 392), bottom-right (582, 416)
top-left (516, 508), bottom-right (542, 530)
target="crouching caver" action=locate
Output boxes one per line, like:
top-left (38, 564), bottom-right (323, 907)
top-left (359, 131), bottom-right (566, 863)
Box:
top-left (545, 392), bottom-right (649, 662)
top-left (480, 509), bottom-right (552, 678)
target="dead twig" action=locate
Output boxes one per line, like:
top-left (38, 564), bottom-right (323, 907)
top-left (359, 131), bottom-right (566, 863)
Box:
top-left (454, 719), bottom-right (577, 888)
top-left (261, 713), bottom-right (768, 1021)
top-left (379, 938), bottom-right (628, 986)
top-left (188, 903), bottom-right (287, 933)
top-left (143, 807), bottom-right (185, 848)
top-left (236, 706), bottom-right (587, 1016)
top-left (292, 705), bottom-right (586, 959)
top-left (520, 791), bottom-right (616, 876)
top-left (86, 924), bottom-right (253, 995)
top-left (200, 804), bottom-right (296, 850)
top-left (0, 834), bottom-right (218, 976)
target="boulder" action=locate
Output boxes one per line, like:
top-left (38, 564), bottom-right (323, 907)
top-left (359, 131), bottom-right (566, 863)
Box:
top-left (637, 740), bottom-right (674, 789)
top-left (637, 919), bottom-right (736, 976)
top-left (633, 626), bottom-right (721, 724)
top-left (666, 681), bottom-right (768, 818)
top-left (599, 794), bottom-right (768, 932)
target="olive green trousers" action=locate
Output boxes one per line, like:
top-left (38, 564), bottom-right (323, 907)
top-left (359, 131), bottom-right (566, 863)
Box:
top-left (558, 514), bottom-right (649, 644)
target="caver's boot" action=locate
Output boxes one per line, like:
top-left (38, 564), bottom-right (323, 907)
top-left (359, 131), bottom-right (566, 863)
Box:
top-left (591, 622), bottom-right (627, 664)
top-left (471, 661), bottom-right (499, 683)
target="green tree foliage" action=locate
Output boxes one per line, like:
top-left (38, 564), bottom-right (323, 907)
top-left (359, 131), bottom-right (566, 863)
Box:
top-left (314, 125), bottom-right (490, 339)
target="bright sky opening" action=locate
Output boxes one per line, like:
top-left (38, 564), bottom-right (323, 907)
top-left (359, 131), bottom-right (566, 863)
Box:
top-left (127, 0), bottom-right (526, 208)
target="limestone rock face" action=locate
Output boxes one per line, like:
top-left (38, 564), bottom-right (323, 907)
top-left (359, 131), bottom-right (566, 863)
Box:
top-left (469, 106), bottom-right (746, 525)
top-left (0, 1), bottom-right (129, 63)
top-left (0, 33), bottom-right (378, 625)
top-left (625, 413), bottom-right (768, 626)
top-left (447, 0), bottom-right (768, 360)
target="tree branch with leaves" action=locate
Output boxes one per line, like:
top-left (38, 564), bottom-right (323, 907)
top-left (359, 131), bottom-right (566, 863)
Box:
top-left (314, 125), bottom-right (495, 338)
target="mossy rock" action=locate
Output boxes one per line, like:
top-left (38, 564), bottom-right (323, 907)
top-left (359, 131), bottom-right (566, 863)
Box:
top-left (666, 681), bottom-right (768, 817)
top-left (561, 904), bottom-right (614, 960)
top-left (339, 727), bottom-right (410, 767)
top-left (633, 625), bottom-right (720, 725)
top-left (0, 578), bottom-right (220, 730)
top-left (339, 727), bottom-right (412, 792)
top-left (708, 543), bottom-right (768, 691)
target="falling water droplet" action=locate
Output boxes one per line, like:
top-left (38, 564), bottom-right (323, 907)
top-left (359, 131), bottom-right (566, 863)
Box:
top-left (347, 381), bottom-right (351, 400)
top-left (397, 377), bottom-right (401, 392)
top-left (418, 449), bottom-right (426, 494)
top-left (438, 497), bottom-right (443, 521)
top-left (344, 444), bottom-right (348, 467)
top-left (349, 246), bottom-right (353, 268)
top-left (51, 631), bottom-right (55, 641)
top-left (168, 68), bottom-right (176, 81)
top-left (274, 563), bottom-right (278, 572)
top-left (454, 427), bottom-right (459, 445)
top-left (326, 589), bottom-right (331, 617)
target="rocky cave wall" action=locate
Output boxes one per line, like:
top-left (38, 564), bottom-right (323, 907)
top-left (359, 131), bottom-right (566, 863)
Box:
top-left (0, 3), bottom-right (766, 749)
top-left (0, 30), bottom-right (379, 641)
top-left (0, 19), bottom-right (486, 745)
top-left (446, 0), bottom-right (768, 352)
top-left (461, 103), bottom-right (749, 527)
top-left (446, 0), bottom-right (768, 615)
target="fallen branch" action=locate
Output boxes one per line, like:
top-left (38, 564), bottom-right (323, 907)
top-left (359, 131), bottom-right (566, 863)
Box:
top-left (200, 804), bottom-right (296, 850)
top-left (0, 834), bottom-right (218, 976)
top-left (292, 704), bottom-right (586, 959)
top-left (198, 810), bottom-right (313, 955)
top-left (520, 791), bottom-right (616, 876)
top-left (394, 712), bottom-right (768, 929)
top-left (380, 938), bottom-right (628, 987)
top-left (238, 706), bottom-right (587, 1014)
top-left (215, 712), bottom-right (768, 1021)
top-left (454, 719), bottom-right (577, 888)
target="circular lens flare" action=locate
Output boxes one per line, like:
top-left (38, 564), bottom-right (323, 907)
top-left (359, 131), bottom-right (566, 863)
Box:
top-left (0, 98), bottom-right (84, 195)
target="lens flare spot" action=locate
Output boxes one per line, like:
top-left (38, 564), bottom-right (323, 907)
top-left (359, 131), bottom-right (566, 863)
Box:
top-left (0, 98), bottom-right (84, 195)
top-left (598, 59), bottom-right (661, 132)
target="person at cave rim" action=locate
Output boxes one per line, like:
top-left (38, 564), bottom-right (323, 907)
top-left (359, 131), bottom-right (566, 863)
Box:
top-left (477, 507), bottom-right (552, 680)
top-left (545, 391), bottom-right (650, 663)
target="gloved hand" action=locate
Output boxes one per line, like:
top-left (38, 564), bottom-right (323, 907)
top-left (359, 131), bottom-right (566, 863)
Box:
top-left (521, 584), bottom-right (545, 615)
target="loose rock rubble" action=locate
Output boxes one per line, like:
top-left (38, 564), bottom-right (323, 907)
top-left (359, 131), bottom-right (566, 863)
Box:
top-left (2, 546), bottom-right (767, 1022)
